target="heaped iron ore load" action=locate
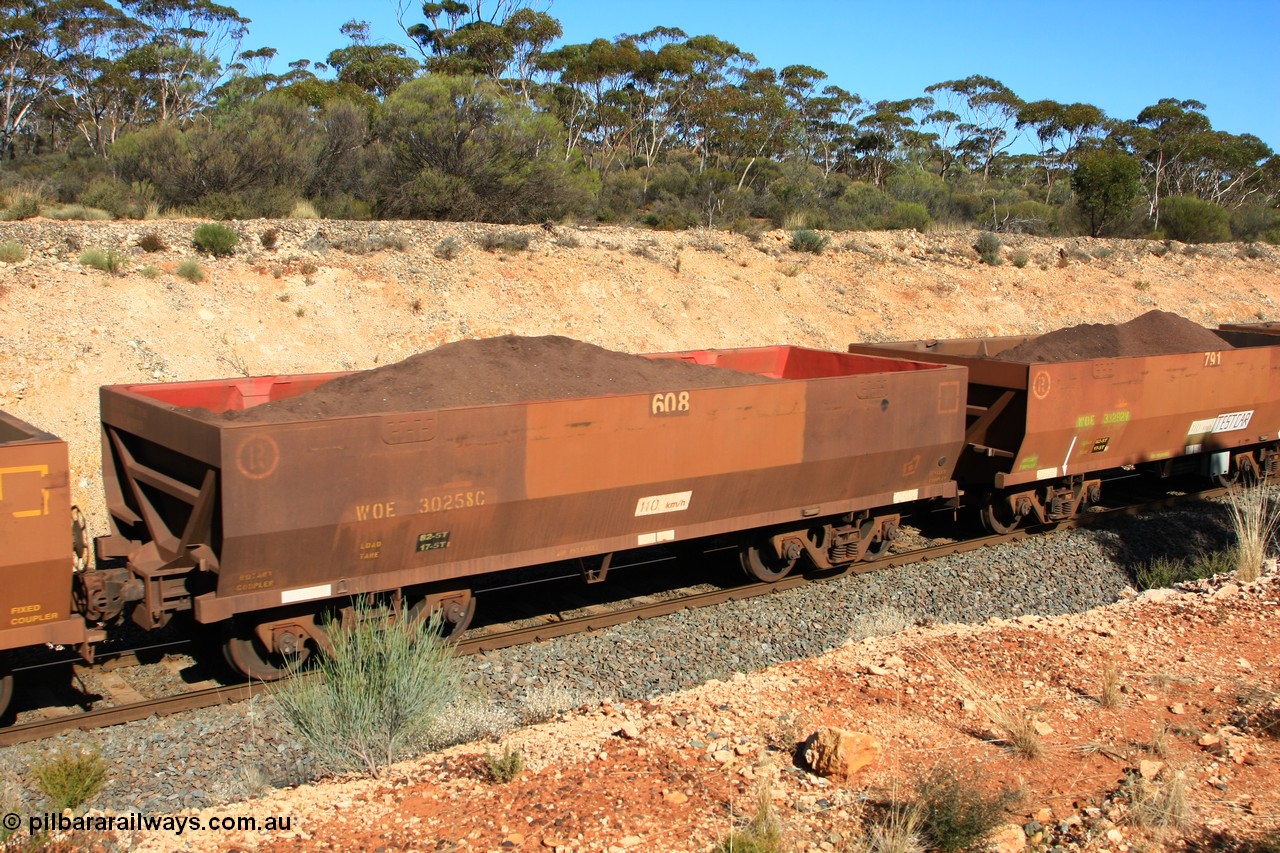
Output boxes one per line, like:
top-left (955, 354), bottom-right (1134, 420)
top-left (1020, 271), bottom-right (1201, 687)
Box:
top-left (848, 311), bottom-right (1280, 532)
top-left (96, 337), bottom-right (966, 678)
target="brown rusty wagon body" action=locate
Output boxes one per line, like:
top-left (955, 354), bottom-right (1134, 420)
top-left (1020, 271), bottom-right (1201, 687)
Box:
top-left (0, 411), bottom-right (93, 713)
top-left (96, 346), bottom-right (965, 674)
top-left (847, 335), bottom-right (1280, 531)
top-left (1219, 322), bottom-right (1280, 342)
top-left (0, 411), bottom-right (88, 649)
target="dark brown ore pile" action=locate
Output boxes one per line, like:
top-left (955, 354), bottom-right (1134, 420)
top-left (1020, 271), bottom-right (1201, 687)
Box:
top-left (216, 335), bottom-right (772, 421)
top-left (995, 310), bottom-right (1231, 362)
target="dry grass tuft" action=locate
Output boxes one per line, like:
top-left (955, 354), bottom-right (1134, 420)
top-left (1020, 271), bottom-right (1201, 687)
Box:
top-left (1100, 659), bottom-right (1121, 709)
top-left (1225, 479), bottom-right (1280, 582)
top-left (1148, 723), bottom-right (1170, 758)
top-left (926, 651), bottom-right (1043, 759)
top-left (289, 199), bottom-right (320, 219)
top-left (715, 779), bottom-right (785, 853)
top-left (1123, 767), bottom-right (1190, 831)
top-left (853, 794), bottom-right (926, 853)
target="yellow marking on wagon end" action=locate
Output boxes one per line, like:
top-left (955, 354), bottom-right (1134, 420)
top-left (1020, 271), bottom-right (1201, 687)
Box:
top-left (0, 464), bottom-right (50, 518)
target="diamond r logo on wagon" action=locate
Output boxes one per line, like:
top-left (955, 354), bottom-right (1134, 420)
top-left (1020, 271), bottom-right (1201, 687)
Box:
top-left (236, 435), bottom-right (280, 480)
top-left (1031, 370), bottom-right (1051, 400)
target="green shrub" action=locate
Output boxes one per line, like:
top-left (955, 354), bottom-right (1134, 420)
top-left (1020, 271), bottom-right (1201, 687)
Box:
top-left (884, 201), bottom-right (931, 232)
top-left (46, 204), bottom-right (111, 221)
top-left (914, 765), bottom-right (1014, 852)
top-left (140, 265), bottom-right (161, 279)
top-left (1002, 200), bottom-right (1058, 236)
top-left (477, 231), bottom-right (533, 252)
top-left (974, 232), bottom-right (1003, 265)
top-left (273, 596), bottom-right (463, 777)
top-left (483, 744), bottom-right (525, 783)
top-left (0, 241), bottom-right (24, 263)
top-left (34, 744), bottom-right (107, 811)
top-left (643, 210), bottom-right (699, 231)
top-left (176, 258), bottom-right (204, 282)
top-left (948, 191), bottom-right (987, 223)
top-left (2, 192), bottom-right (41, 220)
top-left (1160, 196), bottom-right (1231, 243)
top-left (79, 247), bottom-right (126, 274)
top-left (790, 228), bottom-right (829, 254)
top-left (1230, 205), bottom-right (1280, 242)
top-left (315, 193), bottom-right (372, 221)
top-left (192, 222), bottom-right (239, 257)
top-left (1011, 251), bottom-right (1030, 268)
top-left (78, 174), bottom-right (137, 218)
top-left (334, 233), bottom-right (407, 254)
top-left (1136, 550), bottom-right (1233, 590)
top-left (137, 232), bottom-right (166, 253)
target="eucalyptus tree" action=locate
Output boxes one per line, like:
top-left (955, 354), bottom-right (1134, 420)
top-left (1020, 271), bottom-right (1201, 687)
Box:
top-left (326, 20), bottom-right (419, 99)
top-left (0, 0), bottom-right (126, 160)
top-left (804, 84), bottom-right (863, 178)
top-left (924, 75), bottom-right (1023, 182)
top-left (709, 65), bottom-right (795, 189)
top-left (537, 35), bottom-right (643, 171)
top-left (46, 1), bottom-right (147, 157)
top-left (1123, 98), bottom-right (1212, 226)
top-left (539, 30), bottom-right (753, 181)
top-left (853, 98), bottom-right (929, 187)
top-left (397, 0), bottom-right (560, 100)
top-left (119, 0), bottom-right (249, 122)
top-left (1071, 145), bottom-right (1142, 237)
top-left (1015, 100), bottom-right (1106, 201)
top-left (667, 33), bottom-right (755, 173)
top-left (1166, 130), bottom-right (1273, 210)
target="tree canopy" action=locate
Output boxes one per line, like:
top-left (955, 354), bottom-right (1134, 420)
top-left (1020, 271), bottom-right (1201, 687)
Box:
top-left (0, 0), bottom-right (1274, 242)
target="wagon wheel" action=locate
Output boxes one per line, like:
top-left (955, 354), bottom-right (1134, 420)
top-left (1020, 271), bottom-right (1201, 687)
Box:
top-left (860, 519), bottom-right (894, 561)
top-left (740, 539), bottom-right (797, 582)
top-left (408, 594), bottom-right (476, 638)
top-left (979, 495), bottom-right (1021, 535)
top-left (222, 618), bottom-right (312, 682)
top-left (0, 654), bottom-right (12, 719)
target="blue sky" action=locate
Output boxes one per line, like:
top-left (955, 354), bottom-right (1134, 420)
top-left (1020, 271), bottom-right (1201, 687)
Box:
top-left (231, 0), bottom-right (1280, 151)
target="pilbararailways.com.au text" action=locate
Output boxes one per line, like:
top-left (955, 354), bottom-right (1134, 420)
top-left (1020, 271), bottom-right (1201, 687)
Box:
top-left (15, 811), bottom-right (293, 836)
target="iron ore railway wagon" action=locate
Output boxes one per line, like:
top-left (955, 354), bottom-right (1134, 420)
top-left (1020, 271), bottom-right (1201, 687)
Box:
top-left (848, 321), bottom-right (1280, 533)
top-left (3, 322), bottom-right (1280, 720)
top-left (2, 344), bottom-right (965, 706)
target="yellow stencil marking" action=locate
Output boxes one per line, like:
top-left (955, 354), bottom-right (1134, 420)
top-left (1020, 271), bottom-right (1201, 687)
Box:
top-left (0, 465), bottom-right (50, 518)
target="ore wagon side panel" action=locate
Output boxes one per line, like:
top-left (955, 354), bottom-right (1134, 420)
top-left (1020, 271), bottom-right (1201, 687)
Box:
top-left (0, 411), bottom-right (86, 649)
top-left (1005, 348), bottom-right (1280, 487)
top-left (849, 334), bottom-right (1280, 489)
top-left (102, 347), bottom-right (966, 625)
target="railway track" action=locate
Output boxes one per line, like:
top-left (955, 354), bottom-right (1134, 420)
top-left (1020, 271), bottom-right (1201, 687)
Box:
top-left (0, 483), bottom-right (1230, 747)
